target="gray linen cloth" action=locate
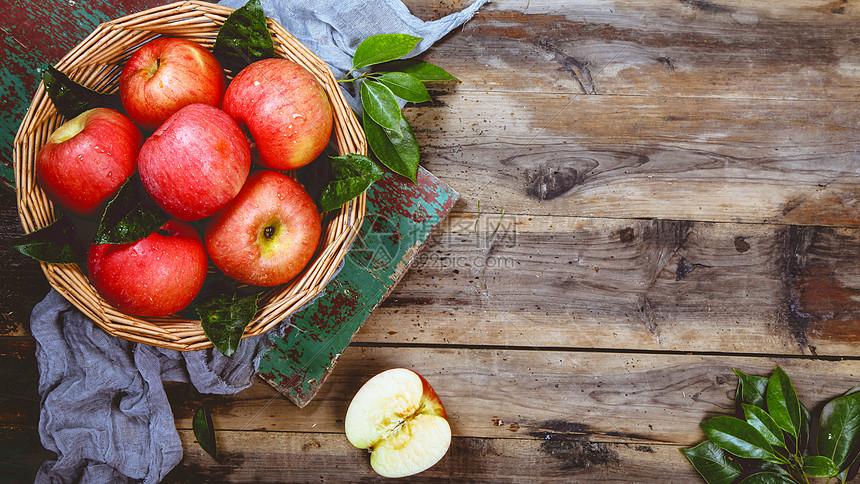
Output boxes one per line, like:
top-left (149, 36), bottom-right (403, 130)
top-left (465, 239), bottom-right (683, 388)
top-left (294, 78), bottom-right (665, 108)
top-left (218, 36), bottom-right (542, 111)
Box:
top-left (32, 0), bottom-right (487, 482)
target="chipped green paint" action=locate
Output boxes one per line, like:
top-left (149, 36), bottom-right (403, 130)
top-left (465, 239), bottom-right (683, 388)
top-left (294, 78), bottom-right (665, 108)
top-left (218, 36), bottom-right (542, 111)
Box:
top-left (257, 167), bottom-right (459, 407)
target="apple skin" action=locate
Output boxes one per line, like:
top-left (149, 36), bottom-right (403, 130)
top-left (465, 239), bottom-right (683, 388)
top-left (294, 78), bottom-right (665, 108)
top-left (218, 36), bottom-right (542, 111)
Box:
top-left (222, 58), bottom-right (333, 171)
top-left (120, 37), bottom-right (226, 131)
top-left (35, 108), bottom-right (142, 217)
top-left (345, 368), bottom-right (452, 478)
top-left (204, 170), bottom-right (321, 287)
top-left (138, 103), bottom-right (251, 221)
top-left (87, 220), bottom-right (208, 317)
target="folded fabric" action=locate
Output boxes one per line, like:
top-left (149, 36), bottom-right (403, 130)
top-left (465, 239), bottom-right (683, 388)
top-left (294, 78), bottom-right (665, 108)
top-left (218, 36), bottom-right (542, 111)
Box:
top-left (32, 0), bottom-right (487, 482)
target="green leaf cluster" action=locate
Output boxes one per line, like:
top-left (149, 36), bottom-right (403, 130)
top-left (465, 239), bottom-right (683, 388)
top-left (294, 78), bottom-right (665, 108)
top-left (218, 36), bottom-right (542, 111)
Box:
top-left (334, 33), bottom-right (457, 193)
top-left (681, 367), bottom-right (860, 484)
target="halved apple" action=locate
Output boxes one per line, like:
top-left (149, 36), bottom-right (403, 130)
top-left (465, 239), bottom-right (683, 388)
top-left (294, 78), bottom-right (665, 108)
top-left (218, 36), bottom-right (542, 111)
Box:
top-left (344, 368), bottom-right (451, 478)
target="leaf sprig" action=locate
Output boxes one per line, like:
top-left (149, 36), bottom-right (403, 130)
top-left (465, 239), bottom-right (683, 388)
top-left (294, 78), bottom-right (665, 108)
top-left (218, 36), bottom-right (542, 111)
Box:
top-left (682, 367), bottom-right (860, 484)
top-left (337, 34), bottom-right (458, 186)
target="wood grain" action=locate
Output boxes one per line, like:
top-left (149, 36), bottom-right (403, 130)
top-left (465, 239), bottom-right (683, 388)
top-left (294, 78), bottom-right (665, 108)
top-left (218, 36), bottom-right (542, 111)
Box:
top-left (357, 212), bottom-right (860, 356)
top-left (406, 92), bottom-right (859, 226)
top-left (166, 431), bottom-right (700, 483)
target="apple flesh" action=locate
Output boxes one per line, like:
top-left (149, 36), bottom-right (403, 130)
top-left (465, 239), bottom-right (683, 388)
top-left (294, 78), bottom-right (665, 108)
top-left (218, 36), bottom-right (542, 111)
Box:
top-left (87, 220), bottom-right (208, 317)
top-left (345, 368), bottom-right (452, 478)
top-left (137, 103), bottom-right (251, 221)
top-left (205, 170), bottom-right (321, 287)
top-left (120, 37), bottom-right (226, 131)
top-left (35, 108), bottom-right (142, 217)
top-left (222, 58), bottom-right (333, 171)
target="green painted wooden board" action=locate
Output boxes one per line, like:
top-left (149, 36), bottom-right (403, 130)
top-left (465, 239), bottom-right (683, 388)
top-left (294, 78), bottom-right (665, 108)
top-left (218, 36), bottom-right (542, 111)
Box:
top-left (257, 167), bottom-right (459, 407)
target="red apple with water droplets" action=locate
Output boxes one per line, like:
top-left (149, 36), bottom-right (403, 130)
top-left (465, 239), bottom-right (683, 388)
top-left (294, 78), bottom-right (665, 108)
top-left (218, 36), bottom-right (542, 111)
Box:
top-left (222, 58), bottom-right (333, 171)
top-left (87, 220), bottom-right (208, 317)
top-left (137, 103), bottom-right (251, 221)
top-left (120, 37), bottom-right (226, 131)
top-left (205, 170), bottom-right (321, 287)
top-left (35, 107), bottom-right (142, 217)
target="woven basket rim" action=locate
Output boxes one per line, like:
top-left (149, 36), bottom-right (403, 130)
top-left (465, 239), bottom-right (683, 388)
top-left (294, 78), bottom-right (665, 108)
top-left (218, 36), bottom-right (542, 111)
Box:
top-left (13, 0), bottom-right (367, 351)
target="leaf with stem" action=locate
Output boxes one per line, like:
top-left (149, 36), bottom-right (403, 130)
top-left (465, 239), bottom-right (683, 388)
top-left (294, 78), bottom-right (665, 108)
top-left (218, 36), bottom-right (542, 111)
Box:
top-left (381, 59), bottom-right (460, 82)
top-left (679, 440), bottom-right (743, 484)
top-left (363, 111), bottom-right (419, 182)
top-left (734, 368), bottom-right (769, 409)
top-left (818, 387), bottom-right (860, 477)
top-left (352, 34), bottom-right (421, 71)
top-left (701, 416), bottom-right (787, 464)
top-left (360, 79), bottom-right (402, 133)
top-left (743, 404), bottom-right (787, 450)
top-left (767, 367), bottom-right (802, 442)
top-left (376, 72), bottom-right (431, 103)
top-left (802, 455), bottom-right (839, 478)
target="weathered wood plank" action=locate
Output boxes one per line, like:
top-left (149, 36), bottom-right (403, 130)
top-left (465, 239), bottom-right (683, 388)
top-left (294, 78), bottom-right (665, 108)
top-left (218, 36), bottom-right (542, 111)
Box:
top-left (357, 213), bottom-right (860, 356)
top-left (166, 431), bottom-right (699, 483)
top-left (412, 0), bottom-right (860, 101)
top-left (407, 93), bottom-right (859, 226)
top-left (6, 339), bottom-right (859, 446)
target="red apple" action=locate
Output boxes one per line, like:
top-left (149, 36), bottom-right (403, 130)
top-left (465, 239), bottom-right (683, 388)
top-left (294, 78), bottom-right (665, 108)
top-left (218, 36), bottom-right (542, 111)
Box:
top-left (36, 107), bottom-right (142, 217)
top-left (344, 368), bottom-right (452, 478)
top-left (204, 170), bottom-right (321, 287)
top-left (222, 58), bottom-right (333, 171)
top-left (87, 220), bottom-right (208, 317)
top-left (120, 37), bottom-right (226, 131)
top-left (137, 103), bottom-right (251, 221)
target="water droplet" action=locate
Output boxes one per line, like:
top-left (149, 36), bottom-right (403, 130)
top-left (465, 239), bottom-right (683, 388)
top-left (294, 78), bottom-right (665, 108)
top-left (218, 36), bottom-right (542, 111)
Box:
top-left (253, 80), bottom-right (261, 86)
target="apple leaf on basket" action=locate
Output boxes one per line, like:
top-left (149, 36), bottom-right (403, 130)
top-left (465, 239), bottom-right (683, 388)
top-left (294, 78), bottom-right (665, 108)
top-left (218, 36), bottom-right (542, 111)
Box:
top-left (93, 175), bottom-right (170, 245)
top-left (197, 289), bottom-right (260, 357)
top-left (13, 214), bottom-right (81, 264)
top-left (681, 367), bottom-right (860, 484)
top-left (41, 66), bottom-right (122, 119)
top-left (319, 153), bottom-right (385, 213)
top-left (213, 0), bottom-right (274, 73)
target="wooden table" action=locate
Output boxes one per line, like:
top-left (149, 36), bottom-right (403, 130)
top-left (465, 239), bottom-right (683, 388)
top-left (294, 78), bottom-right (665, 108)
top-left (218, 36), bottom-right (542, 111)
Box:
top-left (2, 0), bottom-right (859, 481)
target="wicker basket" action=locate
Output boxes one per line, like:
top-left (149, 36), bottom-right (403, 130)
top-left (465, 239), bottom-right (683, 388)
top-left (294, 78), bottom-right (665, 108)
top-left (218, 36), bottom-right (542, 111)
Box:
top-left (13, 1), bottom-right (367, 351)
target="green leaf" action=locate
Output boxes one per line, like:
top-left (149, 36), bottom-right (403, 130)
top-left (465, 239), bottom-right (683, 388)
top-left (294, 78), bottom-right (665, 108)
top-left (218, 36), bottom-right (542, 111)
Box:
top-left (13, 215), bottom-right (80, 264)
top-left (213, 0), bottom-right (274, 72)
top-left (742, 404), bottom-right (786, 449)
top-left (197, 290), bottom-right (260, 357)
top-left (318, 153), bottom-right (384, 213)
top-left (737, 472), bottom-right (795, 484)
top-left (361, 79), bottom-right (402, 133)
top-left (352, 34), bottom-right (421, 70)
top-left (701, 416), bottom-right (786, 463)
top-left (382, 59), bottom-right (459, 82)
top-left (679, 441), bottom-right (743, 484)
top-left (767, 367), bottom-right (802, 439)
top-left (818, 387), bottom-right (860, 474)
top-left (734, 368), bottom-right (769, 409)
top-left (93, 175), bottom-right (170, 245)
top-left (802, 455), bottom-right (839, 478)
top-left (363, 111), bottom-right (419, 182)
top-left (192, 406), bottom-right (217, 460)
top-left (376, 72), bottom-right (431, 103)
top-left (42, 66), bottom-right (122, 119)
